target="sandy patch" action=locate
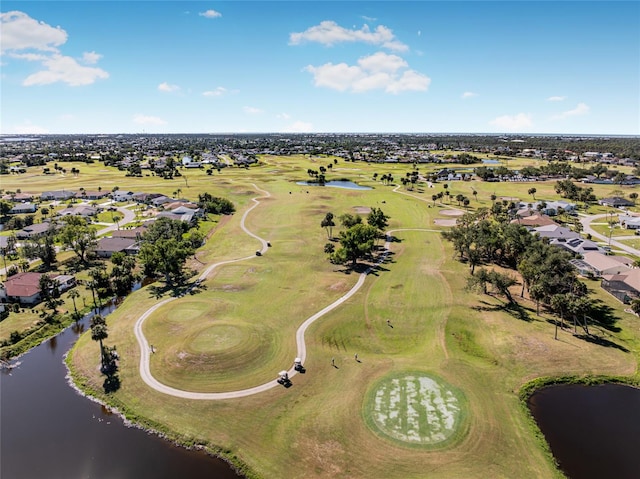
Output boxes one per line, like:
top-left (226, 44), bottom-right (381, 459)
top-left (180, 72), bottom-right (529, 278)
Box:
top-left (354, 206), bottom-right (372, 214)
top-left (434, 219), bottom-right (457, 227)
top-left (439, 209), bottom-right (465, 217)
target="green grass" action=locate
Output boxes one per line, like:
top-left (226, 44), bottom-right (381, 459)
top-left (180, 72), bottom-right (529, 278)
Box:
top-left (19, 154), bottom-right (637, 479)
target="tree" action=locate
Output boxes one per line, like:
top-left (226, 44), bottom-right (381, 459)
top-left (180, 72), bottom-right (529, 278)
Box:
top-left (59, 216), bottom-right (97, 263)
top-left (39, 274), bottom-right (63, 319)
top-left (331, 223), bottom-right (378, 266)
top-left (110, 252), bottom-right (139, 296)
top-left (90, 314), bottom-right (109, 370)
top-left (367, 207), bottom-right (389, 232)
top-left (0, 200), bottom-right (12, 218)
top-left (321, 212), bottom-right (335, 239)
top-left (472, 190), bottom-right (478, 201)
top-left (197, 193), bottom-right (235, 215)
top-left (527, 188), bottom-right (537, 200)
top-left (324, 243), bottom-right (335, 255)
top-left (630, 192), bottom-right (638, 204)
top-left (631, 299), bottom-right (640, 316)
top-left (431, 194), bottom-right (437, 206)
top-left (68, 289), bottom-right (81, 323)
top-left (339, 213), bottom-right (362, 228)
top-left (139, 237), bottom-right (194, 285)
top-left (23, 229), bottom-right (57, 270)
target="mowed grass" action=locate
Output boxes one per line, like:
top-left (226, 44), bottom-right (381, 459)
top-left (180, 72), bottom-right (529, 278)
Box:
top-left (63, 155), bottom-right (640, 479)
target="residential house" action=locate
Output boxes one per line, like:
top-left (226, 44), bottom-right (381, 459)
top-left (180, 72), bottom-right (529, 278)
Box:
top-left (618, 215), bottom-right (640, 230)
top-left (111, 190), bottom-right (135, 202)
top-left (57, 206), bottom-right (98, 218)
top-left (151, 195), bottom-right (172, 208)
top-left (551, 237), bottom-right (604, 255)
top-left (601, 269), bottom-right (640, 303)
top-left (2, 192), bottom-right (34, 202)
top-left (531, 224), bottom-right (580, 241)
top-left (9, 202), bottom-right (37, 214)
top-left (111, 224), bottom-right (151, 240)
top-left (156, 211), bottom-right (194, 224)
top-left (0, 272), bottom-right (43, 305)
top-left (512, 212), bottom-right (558, 228)
top-left (41, 190), bottom-right (76, 201)
top-left (16, 222), bottom-right (56, 240)
top-left (570, 252), bottom-right (633, 277)
top-left (599, 197), bottom-right (634, 208)
top-left (95, 237), bottom-right (139, 258)
top-left (52, 274), bottom-right (76, 292)
top-left (83, 190), bottom-right (109, 200)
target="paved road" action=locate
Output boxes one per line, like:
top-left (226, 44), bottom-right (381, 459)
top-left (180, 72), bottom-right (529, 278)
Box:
top-left (580, 213), bottom-right (640, 257)
top-left (133, 185), bottom-right (393, 400)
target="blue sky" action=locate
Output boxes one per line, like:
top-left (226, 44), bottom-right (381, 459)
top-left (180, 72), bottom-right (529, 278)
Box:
top-left (1, 1), bottom-right (638, 135)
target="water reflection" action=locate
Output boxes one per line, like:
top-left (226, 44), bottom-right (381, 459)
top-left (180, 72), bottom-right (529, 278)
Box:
top-left (528, 383), bottom-right (640, 479)
top-left (1, 297), bottom-right (243, 479)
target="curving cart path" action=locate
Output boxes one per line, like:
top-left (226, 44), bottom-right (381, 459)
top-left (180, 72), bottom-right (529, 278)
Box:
top-left (134, 185), bottom-right (391, 400)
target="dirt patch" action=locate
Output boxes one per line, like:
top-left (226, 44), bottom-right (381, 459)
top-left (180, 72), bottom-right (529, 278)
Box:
top-left (354, 206), bottom-right (371, 214)
top-left (434, 218), bottom-right (457, 227)
top-left (439, 209), bottom-right (464, 217)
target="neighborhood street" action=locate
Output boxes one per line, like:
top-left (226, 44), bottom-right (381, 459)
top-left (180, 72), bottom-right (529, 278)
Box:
top-left (580, 213), bottom-right (640, 257)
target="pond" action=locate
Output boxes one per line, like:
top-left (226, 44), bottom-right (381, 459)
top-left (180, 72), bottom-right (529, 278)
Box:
top-left (482, 159), bottom-right (501, 164)
top-left (0, 302), bottom-right (242, 479)
top-left (527, 383), bottom-right (640, 479)
top-left (296, 180), bottom-right (372, 190)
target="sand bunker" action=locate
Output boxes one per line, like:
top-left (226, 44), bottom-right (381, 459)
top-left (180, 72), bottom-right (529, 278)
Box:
top-left (439, 209), bottom-right (464, 217)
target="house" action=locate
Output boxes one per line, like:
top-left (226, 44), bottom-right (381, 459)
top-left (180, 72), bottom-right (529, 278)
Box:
top-left (601, 269), bottom-right (640, 303)
top-left (95, 237), bottom-right (139, 258)
top-left (169, 206), bottom-right (204, 218)
top-left (16, 222), bottom-right (56, 240)
top-left (618, 215), bottom-right (640, 230)
top-left (571, 252), bottom-right (633, 277)
top-left (531, 224), bottom-right (580, 241)
top-left (151, 195), bottom-right (172, 207)
top-left (41, 190), bottom-right (76, 201)
top-left (57, 206), bottom-right (98, 218)
top-left (111, 190), bottom-right (135, 202)
top-left (52, 274), bottom-right (76, 292)
top-left (2, 192), bottom-right (34, 203)
top-left (111, 224), bottom-right (151, 240)
top-left (9, 202), bottom-right (37, 214)
top-left (512, 213), bottom-right (558, 228)
top-left (0, 272), bottom-right (43, 305)
top-left (156, 211), bottom-right (194, 224)
top-left (551, 237), bottom-right (604, 255)
top-left (599, 197), bottom-right (634, 208)
top-left (82, 190), bottom-right (109, 200)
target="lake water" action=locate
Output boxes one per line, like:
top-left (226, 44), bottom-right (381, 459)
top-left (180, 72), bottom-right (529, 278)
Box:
top-left (482, 159), bottom-right (501, 164)
top-left (0, 305), bottom-right (242, 479)
top-left (527, 383), bottom-right (640, 479)
top-left (296, 180), bottom-right (372, 190)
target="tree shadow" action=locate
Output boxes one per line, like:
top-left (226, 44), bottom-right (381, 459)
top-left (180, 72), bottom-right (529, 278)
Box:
top-left (103, 373), bottom-right (121, 393)
top-left (471, 300), bottom-right (533, 322)
top-left (574, 334), bottom-right (629, 353)
top-left (588, 299), bottom-right (621, 332)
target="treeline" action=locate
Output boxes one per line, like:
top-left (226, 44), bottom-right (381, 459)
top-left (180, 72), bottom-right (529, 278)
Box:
top-left (442, 212), bottom-right (616, 334)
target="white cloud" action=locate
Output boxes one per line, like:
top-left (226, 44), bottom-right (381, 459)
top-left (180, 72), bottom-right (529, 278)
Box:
top-left (551, 102), bottom-right (590, 120)
top-left (10, 121), bottom-right (50, 134)
top-left (82, 51), bottom-right (102, 65)
top-left (461, 91), bottom-right (477, 99)
top-left (59, 113), bottom-right (75, 121)
top-left (290, 20), bottom-right (408, 52)
top-left (158, 82), bottom-right (180, 92)
top-left (0, 11), bottom-right (67, 53)
top-left (546, 95), bottom-right (566, 102)
top-left (199, 9), bottom-right (222, 19)
top-left (362, 15), bottom-right (377, 22)
top-left (304, 52), bottom-right (430, 94)
top-left (202, 86), bottom-right (227, 97)
top-left (23, 53), bottom-right (109, 86)
top-left (243, 106), bottom-right (264, 115)
top-left (2, 11), bottom-right (108, 87)
top-left (133, 114), bottom-right (167, 125)
top-left (283, 121), bottom-right (313, 133)
top-left (489, 113), bottom-right (533, 131)
top-left (276, 113), bottom-right (291, 120)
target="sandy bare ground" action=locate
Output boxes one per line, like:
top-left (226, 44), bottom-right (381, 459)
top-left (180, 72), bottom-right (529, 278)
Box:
top-left (434, 218), bottom-right (457, 227)
top-left (439, 209), bottom-right (465, 217)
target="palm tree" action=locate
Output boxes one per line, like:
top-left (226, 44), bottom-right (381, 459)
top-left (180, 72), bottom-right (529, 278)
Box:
top-left (472, 189), bottom-right (478, 201)
top-left (528, 188), bottom-right (537, 200)
top-left (68, 289), bottom-right (80, 323)
top-left (90, 315), bottom-right (108, 369)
